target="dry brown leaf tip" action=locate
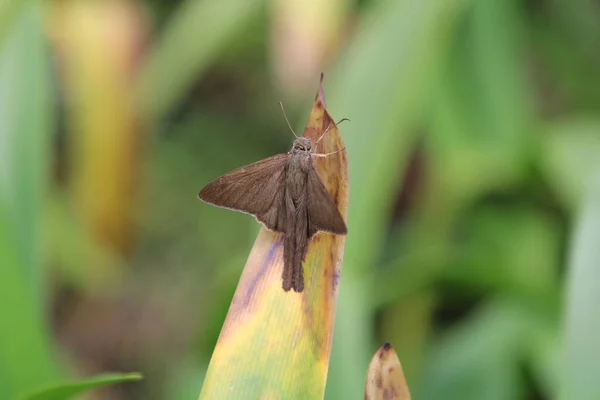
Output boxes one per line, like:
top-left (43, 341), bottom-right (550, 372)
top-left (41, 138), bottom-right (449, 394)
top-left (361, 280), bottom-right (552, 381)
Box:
top-left (364, 342), bottom-right (411, 400)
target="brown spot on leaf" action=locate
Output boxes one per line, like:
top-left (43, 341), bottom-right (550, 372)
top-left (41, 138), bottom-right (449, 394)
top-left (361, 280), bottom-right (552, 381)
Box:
top-left (375, 371), bottom-right (383, 389)
top-left (332, 267), bottom-right (341, 289)
top-left (329, 252), bottom-right (337, 282)
top-left (382, 388), bottom-right (390, 400)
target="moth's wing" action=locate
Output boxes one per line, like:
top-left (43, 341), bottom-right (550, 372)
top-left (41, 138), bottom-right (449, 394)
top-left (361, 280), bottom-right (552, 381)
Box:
top-left (198, 153), bottom-right (288, 232)
top-left (307, 166), bottom-right (347, 237)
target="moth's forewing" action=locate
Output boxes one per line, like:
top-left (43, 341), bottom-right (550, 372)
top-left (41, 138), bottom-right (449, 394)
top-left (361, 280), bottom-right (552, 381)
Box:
top-left (197, 153), bottom-right (289, 232)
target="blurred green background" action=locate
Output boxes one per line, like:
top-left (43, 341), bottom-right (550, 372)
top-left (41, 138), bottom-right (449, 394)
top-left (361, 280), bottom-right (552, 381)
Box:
top-left (2, 0), bottom-right (600, 399)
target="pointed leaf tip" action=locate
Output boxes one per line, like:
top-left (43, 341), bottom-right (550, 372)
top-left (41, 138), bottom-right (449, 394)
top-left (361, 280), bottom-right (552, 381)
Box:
top-left (365, 343), bottom-right (411, 400)
top-left (316, 73), bottom-right (326, 106)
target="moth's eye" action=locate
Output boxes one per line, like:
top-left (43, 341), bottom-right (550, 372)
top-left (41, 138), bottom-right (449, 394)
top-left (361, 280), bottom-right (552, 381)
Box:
top-left (306, 142), bottom-right (311, 150)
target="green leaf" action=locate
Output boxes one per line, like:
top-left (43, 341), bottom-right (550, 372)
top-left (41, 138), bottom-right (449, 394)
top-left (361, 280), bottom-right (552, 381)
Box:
top-left (428, 0), bottom-right (532, 202)
top-left (445, 208), bottom-right (560, 295)
top-left (0, 4), bottom-right (59, 398)
top-left (324, 0), bottom-right (471, 397)
top-left (415, 300), bottom-right (532, 400)
top-left (23, 373), bottom-right (142, 400)
top-left (541, 117), bottom-right (600, 210)
top-left (0, 1), bottom-right (23, 46)
top-left (0, 1), bottom-right (52, 293)
top-left (468, 0), bottom-right (532, 154)
top-left (560, 167), bottom-right (600, 399)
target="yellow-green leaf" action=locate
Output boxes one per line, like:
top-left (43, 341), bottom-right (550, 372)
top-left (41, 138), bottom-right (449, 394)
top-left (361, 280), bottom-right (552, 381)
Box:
top-left (198, 77), bottom-right (348, 399)
top-left (365, 342), bottom-right (411, 400)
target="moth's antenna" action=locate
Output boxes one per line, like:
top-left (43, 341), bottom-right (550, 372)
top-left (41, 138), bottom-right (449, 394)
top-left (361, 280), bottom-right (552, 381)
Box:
top-left (279, 102), bottom-right (298, 139)
top-left (315, 118), bottom-right (351, 145)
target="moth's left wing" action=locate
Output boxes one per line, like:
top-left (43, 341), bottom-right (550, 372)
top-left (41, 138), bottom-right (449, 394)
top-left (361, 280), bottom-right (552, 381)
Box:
top-left (198, 153), bottom-right (288, 232)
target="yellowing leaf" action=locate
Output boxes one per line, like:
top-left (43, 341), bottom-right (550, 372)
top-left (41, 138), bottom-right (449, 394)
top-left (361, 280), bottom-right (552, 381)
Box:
top-left (365, 342), bottom-right (411, 400)
top-left (50, 0), bottom-right (147, 264)
top-left (198, 76), bottom-right (348, 399)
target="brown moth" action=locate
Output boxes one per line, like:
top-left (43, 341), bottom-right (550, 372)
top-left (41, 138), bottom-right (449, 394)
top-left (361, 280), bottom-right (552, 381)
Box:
top-left (197, 109), bottom-right (347, 293)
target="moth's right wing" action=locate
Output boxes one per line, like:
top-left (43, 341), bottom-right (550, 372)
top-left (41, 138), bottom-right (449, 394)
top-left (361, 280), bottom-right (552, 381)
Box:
top-left (306, 167), bottom-right (347, 237)
top-left (198, 153), bottom-right (288, 232)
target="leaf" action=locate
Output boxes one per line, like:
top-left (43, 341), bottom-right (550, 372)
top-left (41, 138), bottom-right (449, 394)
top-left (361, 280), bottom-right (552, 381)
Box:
top-left (324, 0), bottom-right (470, 397)
top-left (426, 0), bottom-right (533, 209)
top-left (416, 301), bottom-right (522, 400)
top-left (560, 167), bottom-right (600, 399)
top-left (198, 77), bottom-right (348, 399)
top-left (328, 0), bottom-right (470, 280)
top-left (0, 2), bottom-right (23, 47)
top-left (53, 0), bottom-right (146, 265)
top-left (415, 298), bottom-right (557, 400)
top-left (377, 292), bottom-right (437, 385)
top-left (0, 4), bottom-right (59, 398)
top-left (22, 373), bottom-right (142, 400)
top-left (443, 208), bottom-right (560, 295)
top-left (541, 117), bottom-right (600, 210)
top-left (364, 342), bottom-right (411, 400)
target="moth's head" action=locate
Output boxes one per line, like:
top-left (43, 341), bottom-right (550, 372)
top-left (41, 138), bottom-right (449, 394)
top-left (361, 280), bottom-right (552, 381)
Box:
top-left (292, 137), bottom-right (311, 152)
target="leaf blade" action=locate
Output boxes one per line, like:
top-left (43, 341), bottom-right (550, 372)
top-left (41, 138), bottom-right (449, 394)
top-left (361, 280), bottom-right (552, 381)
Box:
top-left (0, 4), bottom-right (60, 398)
top-left (560, 167), bottom-right (600, 399)
top-left (22, 373), bottom-right (142, 400)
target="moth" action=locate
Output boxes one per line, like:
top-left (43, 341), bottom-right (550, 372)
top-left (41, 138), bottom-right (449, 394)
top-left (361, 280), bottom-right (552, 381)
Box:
top-left (197, 105), bottom-right (348, 292)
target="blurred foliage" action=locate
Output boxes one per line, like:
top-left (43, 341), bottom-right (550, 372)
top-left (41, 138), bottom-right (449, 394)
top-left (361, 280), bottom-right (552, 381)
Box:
top-left (0, 0), bottom-right (599, 399)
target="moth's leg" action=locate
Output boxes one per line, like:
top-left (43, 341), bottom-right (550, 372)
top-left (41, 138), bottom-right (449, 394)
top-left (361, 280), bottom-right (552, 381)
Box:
top-left (313, 147), bottom-right (346, 157)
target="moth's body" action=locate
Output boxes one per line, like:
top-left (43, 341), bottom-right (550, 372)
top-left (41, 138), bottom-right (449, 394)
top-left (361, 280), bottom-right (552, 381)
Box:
top-left (198, 136), bottom-right (346, 292)
top-left (283, 138), bottom-right (313, 292)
